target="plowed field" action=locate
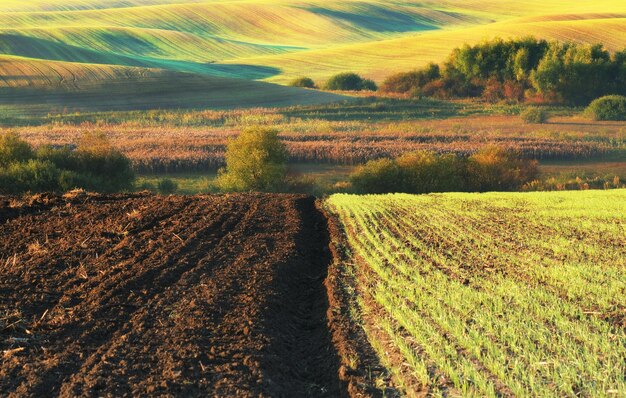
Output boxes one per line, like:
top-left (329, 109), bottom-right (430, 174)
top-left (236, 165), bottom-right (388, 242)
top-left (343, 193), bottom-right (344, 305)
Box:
top-left (0, 193), bottom-right (342, 397)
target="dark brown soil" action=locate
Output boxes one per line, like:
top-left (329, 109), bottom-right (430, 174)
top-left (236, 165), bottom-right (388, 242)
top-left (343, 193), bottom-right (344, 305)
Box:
top-left (0, 193), bottom-right (343, 397)
top-left (321, 206), bottom-right (395, 398)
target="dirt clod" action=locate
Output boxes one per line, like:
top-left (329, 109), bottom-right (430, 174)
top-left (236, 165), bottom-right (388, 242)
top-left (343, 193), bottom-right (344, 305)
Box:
top-left (0, 193), bottom-right (343, 397)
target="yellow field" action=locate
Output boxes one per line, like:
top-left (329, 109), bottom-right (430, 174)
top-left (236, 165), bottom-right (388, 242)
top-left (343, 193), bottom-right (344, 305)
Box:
top-left (1, 0), bottom-right (625, 109)
top-left (243, 13), bottom-right (626, 83)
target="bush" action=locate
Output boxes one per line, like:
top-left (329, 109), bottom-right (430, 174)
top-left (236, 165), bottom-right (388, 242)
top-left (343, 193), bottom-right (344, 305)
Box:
top-left (324, 72), bottom-right (377, 91)
top-left (467, 146), bottom-right (539, 191)
top-left (157, 178), bottom-right (178, 194)
top-left (482, 78), bottom-right (505, 103)
top-left (360, 79), bottom-right (378, 91)
top-left (350, 148), bottom-right (538, 194)
top-left (289, 77), bottom-right (316, 88)
top-left (520, 107), bottom-right (548, 123)
top-left (395, 151), bottom-right (466, 193)
top-left (350, 158), bottom-right (401, 194)
top-left (0, 132), bottom-right (34, 167)
top-left (381, 64), bottom-right (440, 94)
top-left (0, 160), bottom-right (61, 194)
top-left (0, 132), bottom-right (135, 194)
top-left (216, 127), bottom-right (288, 192)
top-left (585, 95), bottom-right (626, 120)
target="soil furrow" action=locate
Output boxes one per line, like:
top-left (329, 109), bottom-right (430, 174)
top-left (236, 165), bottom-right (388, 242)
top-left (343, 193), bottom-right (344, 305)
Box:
top-left (0, 193), bottom-right (345, 397)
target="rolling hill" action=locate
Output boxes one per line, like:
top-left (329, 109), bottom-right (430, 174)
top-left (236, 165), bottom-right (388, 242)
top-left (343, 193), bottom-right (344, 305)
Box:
top-left (0, 55), bottom-right (345, 116)
top-left (0, 0), bottom-right (625, 112)
top-left (238, 12), bottom-right (626, 84)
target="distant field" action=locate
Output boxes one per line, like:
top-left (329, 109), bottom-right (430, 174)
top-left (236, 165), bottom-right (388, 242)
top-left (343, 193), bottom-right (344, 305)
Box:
top-left (0, 0), bottom-right (625, 111)
top-left (9, 100), bottom-right (625, 173)
top-left (325, 190), bottom-right (626, 396)
top-left (0, 57), bottom-right (345, 114)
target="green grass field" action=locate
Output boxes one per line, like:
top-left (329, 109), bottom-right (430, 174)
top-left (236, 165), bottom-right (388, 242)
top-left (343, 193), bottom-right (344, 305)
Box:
top-left (325, 190), bottom-right (626, 396)
top-left (0, 59), bottom-right (345, 115)
top-left (1, 0), bottom-right (625, 113)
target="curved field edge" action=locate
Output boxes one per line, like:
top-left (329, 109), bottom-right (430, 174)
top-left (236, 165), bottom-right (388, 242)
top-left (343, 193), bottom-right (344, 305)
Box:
top-left (320, 201), bottom-right (399, 397)
top-left (324, 190), bottom-right (626, 397)
top-left (1, 1), bottom-right (626, 88)
top-left (0, 56), bottom-right (348, 114)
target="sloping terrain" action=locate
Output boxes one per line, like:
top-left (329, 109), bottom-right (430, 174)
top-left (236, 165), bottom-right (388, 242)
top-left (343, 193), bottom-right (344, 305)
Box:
top-left (236, 12), bottom-right (626, 83)
top-left (325, 190), bottom-right (626, 396)
top-left (0, 56), bottom-right (345, 114)
top-left (0, 193), bottom-right (343, 397)
top-left (1, 0), bottom-right (625, 112)
top-left (1, 0), bottom-right (624, 84)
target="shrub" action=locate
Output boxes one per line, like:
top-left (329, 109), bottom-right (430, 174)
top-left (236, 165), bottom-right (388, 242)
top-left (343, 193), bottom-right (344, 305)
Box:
top-left (467, 146), bottom-right (539, 191)
top-left (0, 160), bottom-right (61, 194)
top-left (482, 78), bottom-right (505, 103)
top-left (585, 95), bottom-right (626, 120)
top-left (503, 80), bottom-right (526, 101)
top-left (520, 107), bottom-right (548, 123)
top-left (0, 132), bottom-right (134, 194)
top-left (360, 78), bottom-right (378, 91)
top-left (157, 178), bottom-right (178, 194)
top-left (381, 64), bottom-right (440, 94)
top-left (289, 77), bottom-right (316, 89)
top-left (324, 72), bottom-right (377, 91)
top-left (350, 148), bottom-right (538, 194)
top-left (136, 181), bottom-right (156, 192)
top-left (349, 158), bottom-right (401, 194)
top-left (0, 132), bottom-right (34, 167)
top-left (74, 132), bottom-right (135, 192)
top-left (216, 127), bottom-right (288, 192)
top-left (395, 151), bottom-right (466, 193)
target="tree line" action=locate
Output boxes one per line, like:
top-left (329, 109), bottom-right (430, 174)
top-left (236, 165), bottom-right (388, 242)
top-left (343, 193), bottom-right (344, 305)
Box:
top-left (381, 37), bottom-right (626, 105)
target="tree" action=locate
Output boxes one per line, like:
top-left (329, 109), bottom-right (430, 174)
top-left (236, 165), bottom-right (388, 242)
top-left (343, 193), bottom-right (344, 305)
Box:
top-left (216, 127), bottom-right (288, 192)
top-left (531, 42), bottom-right (619, 104)
top-left (324, 72), bottom-right (377, 91)
top-left (289, 77), bottom-right (316, 88)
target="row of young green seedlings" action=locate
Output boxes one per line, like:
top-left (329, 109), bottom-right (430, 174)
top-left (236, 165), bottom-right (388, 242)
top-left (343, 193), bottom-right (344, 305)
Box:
top-left (327, 193), bottom-right (626, 397)
top-left (364, 194), bottom-right (620, 394)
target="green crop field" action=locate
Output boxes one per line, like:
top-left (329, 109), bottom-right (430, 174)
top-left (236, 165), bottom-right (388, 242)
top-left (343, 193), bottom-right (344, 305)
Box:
top-left (325, 190), bottom-right (626, 397)
top-left (0, 57), bottom-right (345, 115)
top-left (1, 0), bottom-right (625, 113)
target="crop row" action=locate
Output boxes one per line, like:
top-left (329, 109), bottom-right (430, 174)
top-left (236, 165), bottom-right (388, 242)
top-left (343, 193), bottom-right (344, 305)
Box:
top-left (11, 121), bottom-right (622, 173)
top-left (325, 190), bottom-right (626, 397)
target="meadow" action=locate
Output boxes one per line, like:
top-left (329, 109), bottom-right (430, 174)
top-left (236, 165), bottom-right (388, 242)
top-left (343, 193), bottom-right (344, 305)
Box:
top-left (5, 98), bottom-right (624, 193)
top-left (325, 190), bottom-right (626, 397)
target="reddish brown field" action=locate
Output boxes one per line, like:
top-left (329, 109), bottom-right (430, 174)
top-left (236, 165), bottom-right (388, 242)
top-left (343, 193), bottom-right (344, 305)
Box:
top-left (10, 113), bottom-right (626, 173)
top-left (0, 193), bottom-right (345, 397)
